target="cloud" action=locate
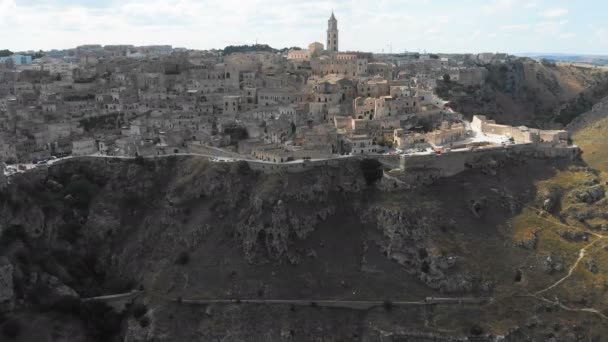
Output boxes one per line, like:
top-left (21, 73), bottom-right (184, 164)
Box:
top-left (500, 24), bottom-right (531, 31)
top-left (541, 7), bottom-right (568, 18)
top-left (534, 20), bottom-right (568, 35)
top-left (0, 0), bottom-right (603, 54)
top-left (481, 0), bottom-right (516, 14)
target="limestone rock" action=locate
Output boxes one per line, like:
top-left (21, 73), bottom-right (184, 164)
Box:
top-left (516, 231), bottom-right (538, 250)
top-left (542, 255), bottom-right (565, 275)
top-left (558, 230), bottom-right (588, 242)
top-left (570, 185), bottom-right (605, 204)
top-left (0, 257), bottom-right (14, 303)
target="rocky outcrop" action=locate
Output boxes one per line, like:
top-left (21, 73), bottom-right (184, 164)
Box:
top-left (0, 257), bottom-right (14, 303)
top-left (364, 206), bottom-right (490, 293)
top-left (236, 198), bottom-right (335, 263)
top-left (570, 185), bottom-right (605, 204)
top-left (542, 255), bottom-right (565, 275)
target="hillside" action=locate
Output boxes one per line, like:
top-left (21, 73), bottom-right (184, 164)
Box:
top-left (1, 151), bottom-right (608, 341)
top-left (438, 59), bottom-right (608, 127)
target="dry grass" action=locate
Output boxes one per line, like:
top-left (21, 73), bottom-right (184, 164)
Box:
top-left (573, 116), bottom-right (608, 175)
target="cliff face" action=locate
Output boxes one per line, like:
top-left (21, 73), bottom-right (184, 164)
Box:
top-left (1, 155), bottom-right (607, 341)
top-left (438, 59), bottom-right (608, 127)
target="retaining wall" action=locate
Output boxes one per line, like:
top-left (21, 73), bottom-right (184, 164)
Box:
top-left (399, 144), bottom-right (579, 177)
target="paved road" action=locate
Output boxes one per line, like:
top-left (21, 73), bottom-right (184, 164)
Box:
top-left (4, 151), bottom-right (359, 177)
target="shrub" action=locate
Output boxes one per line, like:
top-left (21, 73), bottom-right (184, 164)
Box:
top-left (234, 161), bottom-right (251, 175)
top-left (138, 316), bottom-right (150, 328)
top-left (1, 318), bottom-right (22, 339)
top-left (49, 296), bottom-right (82, 314)
top-left (64, 179), bottom-right (100, 209)
top-left (58, 222), bottom-right (82, 243)
top-left (134, 155), bottom-right (145, 165)
top-left (132, 303), bottom-right (148, 318)
top-left (383, 300), bottom-right (393, 311)
top-left (470, 324), bottom-right (484, 336)
top-left (175, 251), bottom-right (190, 265)
top-left (0, 225), bottom-right (26, 247)
top-left (360, 158), bottom-right (383, 186)
top-left (80, 301), bottom-right (124, 341)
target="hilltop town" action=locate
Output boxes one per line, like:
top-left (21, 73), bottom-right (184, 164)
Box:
top-left (4, 11), bottom-right (608, 342)
top-left (0, 12), bottom-right (575, 175)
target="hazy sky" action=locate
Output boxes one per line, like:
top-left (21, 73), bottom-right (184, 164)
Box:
top-left (1, 0), bottom-right (606, 54)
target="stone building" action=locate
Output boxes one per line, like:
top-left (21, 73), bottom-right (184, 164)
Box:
top-left (327, 12), bottom-right (339, 53)
top-left (425, 121), bottom-right (466, 146)
top-left (72, 138), bottom-right (98, 156)
top-left (472, 115), bottom-right (568, 146)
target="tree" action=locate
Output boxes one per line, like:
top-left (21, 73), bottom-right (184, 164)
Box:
top-left (443, 74), bottom-right (451, 83)
top-left (0, 50), bottom-right (12, 57)
top-left (360, 159), bottom-right (383, 186)
top-left (2, 318), bottom-right (22, 339)
top-left (175, 251), bottom-right (190, 265)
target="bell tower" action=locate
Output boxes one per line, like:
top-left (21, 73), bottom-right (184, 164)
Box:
top-left (327, 12), bottom-right (338, 53)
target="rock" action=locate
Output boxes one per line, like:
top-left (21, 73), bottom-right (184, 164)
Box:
top-left (0, 257), bottom-right (14, 303)
top-left (516, 231), bottom-right (538, 250)
top-left (542, 255), bottom-right (565, 275)
top-left (570, 185), bottom-right (605, 204)
top-left (47, 275), bottom-right (79, 298)
top-left (585, 259), bottom-right (599, 274)
top-left (34, 273), bottom-right (79, 306)
top-left (558, 230), bottom-right (589, 242)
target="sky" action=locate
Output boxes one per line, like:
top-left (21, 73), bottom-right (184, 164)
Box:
top-left (0, 0), bottom-right (607, 54)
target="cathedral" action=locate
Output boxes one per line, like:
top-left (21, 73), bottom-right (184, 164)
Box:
top-left (286, 11), bottom-right (341, 61)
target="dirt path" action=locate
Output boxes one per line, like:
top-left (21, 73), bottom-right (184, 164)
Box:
top-left (535, 237), bottom-right (605, 296)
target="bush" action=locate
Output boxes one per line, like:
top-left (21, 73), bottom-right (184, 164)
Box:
top-left (64, 179), bottom-right (100, 209)
top-left (80, 301), bottom-right (124, 341)
top-left (383, 300), bottom-right (393, 311)
top-left (1, 318), bottom-right (22, 339)
top-left (49, 296), bottom-right (82, 314)
top-left (58, 222), bottom-right (82, 243)
top-left (134, 155), bottom-right (145, 165)
top-left (132, 303), bottom-right (148, 318)
top-left (0, 225), bottom-right (26, 246)
top-left (360, 158), bottom-right (383, 186)
top-left (470, 324), bottom-right (484, 336)
top-left (234, 161), bottom-right (251, 175)
top-left (138, 316), bottom-right (150, 328)
top-left (175, 251), bottom-right (190, 265)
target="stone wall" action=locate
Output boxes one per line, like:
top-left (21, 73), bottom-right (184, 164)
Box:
top-left (246, 157), bottom-right (345, 174)
top-left (399, 144), bottom-right (579, 178)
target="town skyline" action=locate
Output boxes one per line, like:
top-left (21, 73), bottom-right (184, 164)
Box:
top-left (1, 0), bottom-right (607, 54)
